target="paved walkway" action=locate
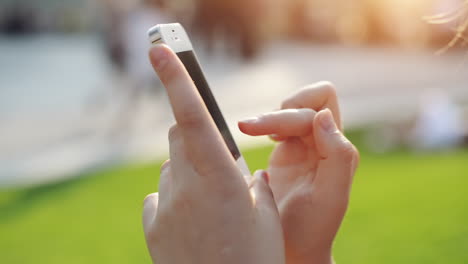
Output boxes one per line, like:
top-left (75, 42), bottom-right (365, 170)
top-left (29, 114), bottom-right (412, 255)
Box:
top-left (1, 37), bottom-right (467, 187)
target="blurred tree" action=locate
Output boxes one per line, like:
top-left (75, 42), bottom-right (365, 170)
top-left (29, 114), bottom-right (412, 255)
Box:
top-left (191, 0), bottom-right (267, 59)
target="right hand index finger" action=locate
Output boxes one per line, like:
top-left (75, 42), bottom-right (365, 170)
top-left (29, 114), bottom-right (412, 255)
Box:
top-left (281, 82), bottom-right (343, 131)
top-left (238, 109), bottom-right (317, 137)
top-left (149, 45), bottom-right (236, 174)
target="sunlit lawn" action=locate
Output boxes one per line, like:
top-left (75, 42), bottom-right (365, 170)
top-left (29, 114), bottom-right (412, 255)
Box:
top-left (1, 133), bottom-right (467, 263)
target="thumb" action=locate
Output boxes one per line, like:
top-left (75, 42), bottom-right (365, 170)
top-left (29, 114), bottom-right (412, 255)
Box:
top-left (313, 109), bottom-right (359, 193)
top-left (250, 170), bottom-right (277, 211)
top-left (142, 193), bottom-right (159, 235)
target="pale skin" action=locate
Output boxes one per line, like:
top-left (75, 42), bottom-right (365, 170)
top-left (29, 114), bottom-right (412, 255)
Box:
top-left (239, 83), bottom-right (359, 264)
top-left (143, 44), bottom-right (359, 264)
top-left (143, 44), bottom-right (285, 264)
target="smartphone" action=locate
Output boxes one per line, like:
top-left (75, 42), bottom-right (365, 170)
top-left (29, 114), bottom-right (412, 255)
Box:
top-left (148, 23), bottom-right (250, 176)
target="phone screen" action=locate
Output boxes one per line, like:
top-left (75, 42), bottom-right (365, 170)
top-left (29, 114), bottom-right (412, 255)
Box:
top-left (176, 51), bottom-right (242, 160)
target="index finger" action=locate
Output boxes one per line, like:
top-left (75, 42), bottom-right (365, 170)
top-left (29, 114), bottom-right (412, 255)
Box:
top-left (149, 45), bottom-right (236, 173)
top-left (238, 108), bottom-right (317, 137)
top-left (281, 81), bottom-right (342, 131)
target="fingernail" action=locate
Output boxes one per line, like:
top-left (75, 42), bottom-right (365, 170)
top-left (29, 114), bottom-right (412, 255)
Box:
top-left (151, 46), bottom-right (169, 70)
top-left (240, 116), bottom-right (259, 124)
top-left (261, 170), bottom-right (269, 184)
top-left (319, 109), bottom-right (337, 134)
top-left (254, 170), bottom-right (269, 184)
top-left (143, 193), bottom-right (158, 206)
top-left (160, 159), bottom-right (170, 172)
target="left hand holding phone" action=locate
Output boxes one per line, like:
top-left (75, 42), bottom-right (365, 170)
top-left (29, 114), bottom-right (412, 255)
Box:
top-left (142, 44), bottom-right (285, 264)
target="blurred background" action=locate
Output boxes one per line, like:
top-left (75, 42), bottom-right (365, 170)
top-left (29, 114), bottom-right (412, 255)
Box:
top-left (0, 0), bottom-right (467, 263)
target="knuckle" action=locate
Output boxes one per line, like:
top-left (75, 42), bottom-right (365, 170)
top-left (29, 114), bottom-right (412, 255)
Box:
top-left (281, 97), bottom-right (294, 109)
top-left (176, 107), bottom-right (206, 130)
top-left (318, 81), bottom-right (337, 97)
top-left (205, 171), bottom-right (245, 200)
top-left (216, 184), bottom-right (244, 203)
top-left (302, 81), bottom-right (337, 98)
top-left (318, 80), bottom-right (336, 89)
top-left (335, 137), bottom-right (359, 164)
top-left (342, 142), bottom-right (360, 168)
top-left (158, 59), bottom-right (179, 85)
top-left (170, 189), bottom-right (193, 211)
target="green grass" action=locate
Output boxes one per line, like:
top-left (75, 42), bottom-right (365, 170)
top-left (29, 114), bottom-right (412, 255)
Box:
top-left (1, 136), bottom-right (467, 263)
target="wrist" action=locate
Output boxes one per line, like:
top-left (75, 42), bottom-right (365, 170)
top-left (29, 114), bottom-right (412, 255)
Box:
top-left (287, 250), bottom-right (333, 264)
top-left (308, 247), bottom-right (333, 264)
top-left (311, 254), bottom-right (333, 264)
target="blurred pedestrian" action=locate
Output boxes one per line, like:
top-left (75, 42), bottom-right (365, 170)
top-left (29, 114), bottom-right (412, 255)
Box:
top-left (111, 0), bottom-right (174, 137)
top-left (2, 3), bottom-right (36, 35)
top-left (123, 0), bottom-right (174, 90)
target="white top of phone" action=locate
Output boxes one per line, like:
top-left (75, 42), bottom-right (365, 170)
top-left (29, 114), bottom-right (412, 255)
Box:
top-left (147, 23), bottom-right (193, 53)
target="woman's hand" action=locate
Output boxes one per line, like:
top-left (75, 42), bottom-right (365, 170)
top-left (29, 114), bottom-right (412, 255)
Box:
top-left (239, 82), bottom-right (359, 264)
top-left (143, 45), bottom-right (285, 264)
